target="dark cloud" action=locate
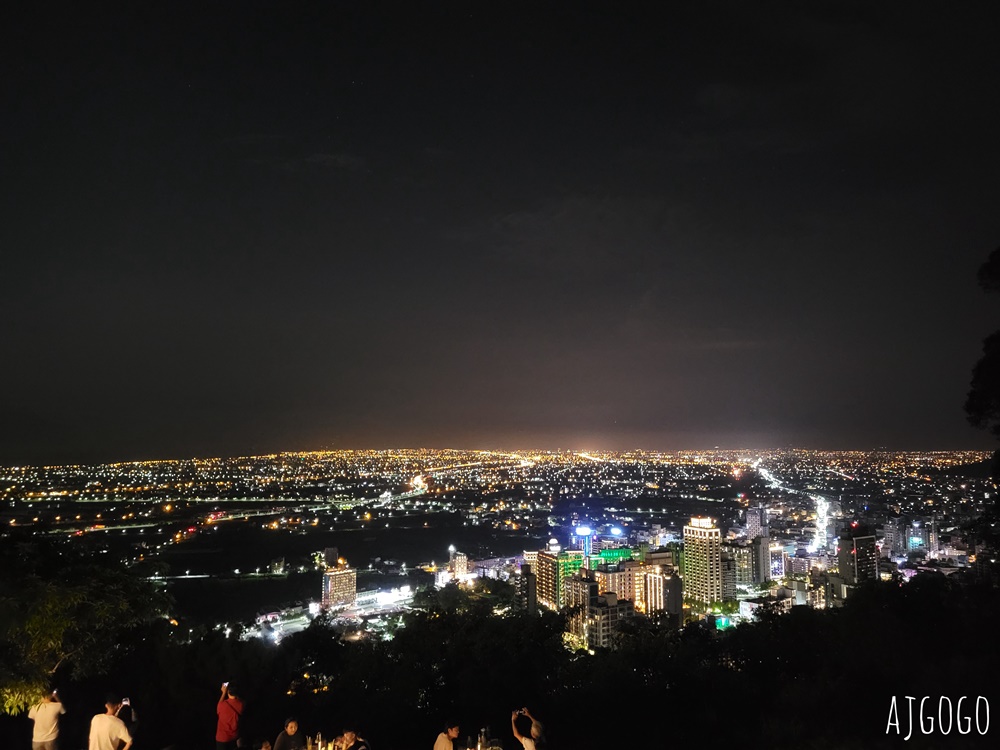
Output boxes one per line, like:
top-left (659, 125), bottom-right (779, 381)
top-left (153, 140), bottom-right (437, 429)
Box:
top-left (2, 2), bottom-right (999, 462)
top-left (303, 152), bottom-right (369, 172)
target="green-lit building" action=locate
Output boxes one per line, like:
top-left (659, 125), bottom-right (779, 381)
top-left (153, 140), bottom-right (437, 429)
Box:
top-left (536, 549), bottom-right (585, 610)
top-left (586, 547), bottom-right (634, 569)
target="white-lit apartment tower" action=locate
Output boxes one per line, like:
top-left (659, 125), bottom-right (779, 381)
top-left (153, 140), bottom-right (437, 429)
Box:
top-left (683, 517), bottom-right (722, 604)
top-left (746, 505), bottom-right (768, 540)
top-left (622, 559), bottom-right (646, 610)
top-left (645, 566), bottom-right (683, 625)
top-left (592, 559), bottom-right (645, 610)
top-left (769, 543), bottom-right (787, 581)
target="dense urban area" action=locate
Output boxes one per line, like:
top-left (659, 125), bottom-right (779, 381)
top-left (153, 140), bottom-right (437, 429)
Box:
top-left (2, 448), bottom-right (994, 631)
top-left (3, 448), bottom-right (998, 749)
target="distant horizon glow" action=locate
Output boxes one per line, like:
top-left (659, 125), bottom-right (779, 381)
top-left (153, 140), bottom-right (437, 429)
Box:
top-left (0, 444), bottom-right (994, 470)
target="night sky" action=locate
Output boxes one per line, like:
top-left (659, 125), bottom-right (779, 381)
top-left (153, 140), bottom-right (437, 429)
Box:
top-left (4, 3), bottom-right (1000, 464)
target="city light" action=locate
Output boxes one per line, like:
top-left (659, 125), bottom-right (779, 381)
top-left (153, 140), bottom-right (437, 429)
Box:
top-left (0, 447), bottom-right (989, 646)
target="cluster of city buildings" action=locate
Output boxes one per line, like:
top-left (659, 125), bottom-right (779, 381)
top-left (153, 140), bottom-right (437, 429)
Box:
top-left (425, 497), bottom-right (963, 651)
top-left (320, 547), bottom-right (358, 610)
top-left (6, 448), bottom-right (989, 647)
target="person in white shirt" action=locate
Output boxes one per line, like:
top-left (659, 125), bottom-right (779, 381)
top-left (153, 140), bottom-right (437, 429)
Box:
top-left (511, 708), bottom-right (545, 750)
top-left (89, 694), bottom-right (133, 750)
top-left (28, 691), bottom-right (66, 750)
top-left (115, 698), bottom-right (138, 737)
top-left (433, 720), bottom-right (460, 750)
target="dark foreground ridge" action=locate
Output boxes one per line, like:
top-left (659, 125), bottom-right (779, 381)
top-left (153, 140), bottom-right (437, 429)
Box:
top-left (2, 542), bottom-right (999, 750)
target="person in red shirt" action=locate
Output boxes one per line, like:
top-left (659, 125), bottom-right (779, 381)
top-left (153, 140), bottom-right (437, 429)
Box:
top-left (216, 683), bottom-right (244, 750)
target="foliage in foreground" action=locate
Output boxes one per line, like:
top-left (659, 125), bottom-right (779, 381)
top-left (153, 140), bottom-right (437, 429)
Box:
top-left (0, 542), bottom-right (169, 714)
top-left (5, 557), bottom-right (1000, 749)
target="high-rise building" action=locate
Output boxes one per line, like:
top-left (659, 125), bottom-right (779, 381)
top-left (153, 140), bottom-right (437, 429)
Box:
top-left (622, 559), bottom-right (646, 608)
top-left (574, 526), bottom-right (594, 558)
top-left (589, 592), bottom-right (635, 649)
top-left (769, 543), bottom-right (787, 581)
top-left (721, 551), bottom-right (737, 602)
top-left (592, 559), bottom-right (646, 608)
top-left (643, 546), bottom-right (675, 568)
top-left (881, 519), bottom-right (903, 557)
top-left (927, 517), bottom-right (940, 555)
top-left (724, 541), bottom-right (754, 586)
top-left (644, 567), bottom-right (683, 626)
top-left (592, 567), bottom-right (623, 600)
top-left (564, 571), bottom-right (600, 648)
top-left (597, 534), bottom-right (629, 551)
top-left (752, 535), bottom-right (771, 584)
top-left (746, 505), bottom-right (768, 540)
top-left (322, 564), bottom-right (357, 609)
top-left (519, 563), bottom-right (537, 616)
top-left (683, 517), bottom-right (722, 604)
top-left (535, 548), bottom-right (585, 610)
top-left (564, 570), bottom-right (635, 649)
top-left (807, 569), bottom-right (829, 609)
top-left (789, 554), bottom-right (813, 577)
top-left (523, 550), bottom-right (539, 571)
top-left (587, 547), bottom-right (634, 570)
top-left (837, 531), bottom-right (878, 585)
top-left (907, 518), bottom-right (940, 555)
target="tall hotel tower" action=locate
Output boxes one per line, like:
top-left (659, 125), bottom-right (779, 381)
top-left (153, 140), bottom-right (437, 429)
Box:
top-left (322, 560), bottom-right (357, 610)
top-left (683, 516), bottom-right (722, 604)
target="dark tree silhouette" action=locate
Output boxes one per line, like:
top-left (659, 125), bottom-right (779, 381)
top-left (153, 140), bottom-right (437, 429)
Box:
top-left (977, 246), bottom-right (1000, 294)
top-left (966, 247), bottom-right (1000, 476)
top-left (0, 542), bottom-right (170, 713)
top-left (967, 332), bottom-right (1000, 438)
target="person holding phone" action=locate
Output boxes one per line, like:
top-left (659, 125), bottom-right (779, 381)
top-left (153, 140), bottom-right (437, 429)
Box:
top-left (216, 682), bottom-right (244, 750)
top-left (28, 690), bottom-right (66, 750)
top-left (115, 697), bottom-right (137, 737)
top-left (511, 708), bottom-right (545, 750)
top-left (89, 694), bottom-right (132, 750)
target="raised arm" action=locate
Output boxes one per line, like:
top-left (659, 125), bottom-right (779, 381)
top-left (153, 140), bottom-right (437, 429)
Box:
top-left (511, 712), bottom-right (525, 742)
